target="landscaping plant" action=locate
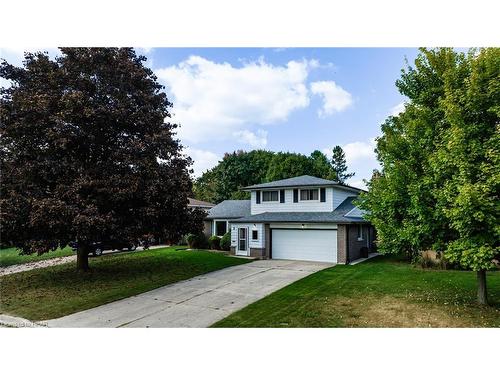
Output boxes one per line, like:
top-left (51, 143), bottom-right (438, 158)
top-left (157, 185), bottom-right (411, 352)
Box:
top-left (208, 235), bottom-right (221, 250)
top-left (220, 232), bottom-right (231, 251)
top-left (0, 48), bottom-right (203, 271)
top-left (358, 48), bottom-right (500, 304)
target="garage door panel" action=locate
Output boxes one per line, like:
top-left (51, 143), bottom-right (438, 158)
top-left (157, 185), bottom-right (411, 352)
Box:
top-left (272, 230), bottom-right (337, 263)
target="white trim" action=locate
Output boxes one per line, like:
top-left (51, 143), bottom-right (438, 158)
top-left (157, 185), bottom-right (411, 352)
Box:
top-left (236, 226), bottom-right (249, 256)
top-left (298, 188), bottom-right (320, 202)
top-left (357, 224), bottom-right (364, 241)
top-left (213, 219), bottom-right (229, 237)
top-left (262, 190), bottom-right (280, 202)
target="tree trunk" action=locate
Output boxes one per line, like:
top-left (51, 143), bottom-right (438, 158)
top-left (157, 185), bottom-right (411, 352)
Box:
top-left (477, 270), bottom-right (488, 305)
top-left (76, 245), bottom-right (90, 271)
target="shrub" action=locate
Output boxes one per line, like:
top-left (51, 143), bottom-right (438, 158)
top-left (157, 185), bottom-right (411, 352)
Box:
top-left (220, 231), bottom-right (231, 251)
top-left (186, 233), bottom-right (209, 249)
top-left (177, 234), bottom-right (188, 246)
top-left (208, 235), bottom-right (221, 250)
top-left (416, 250), bottom-right (452, 270)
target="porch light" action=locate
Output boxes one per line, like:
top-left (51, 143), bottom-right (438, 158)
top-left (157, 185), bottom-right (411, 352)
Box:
top-left (253, 224), bottom-right (257, 228)
top-left (301, 224), bottom-right (305, 229)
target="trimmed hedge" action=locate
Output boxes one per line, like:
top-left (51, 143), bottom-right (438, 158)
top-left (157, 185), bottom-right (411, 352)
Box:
top-left (186, 233), bottom-right (209, 249)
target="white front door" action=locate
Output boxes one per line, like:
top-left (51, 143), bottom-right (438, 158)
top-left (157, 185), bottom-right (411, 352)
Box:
top-left (272, 229), bottom-right (337, 263)
top-left (237, 227), bottom-right (249, 255)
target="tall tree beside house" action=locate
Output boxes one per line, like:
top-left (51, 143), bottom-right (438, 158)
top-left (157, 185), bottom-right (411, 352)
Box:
top-left (193, 149), bottom-right (336, 203)
top-left (193, 150), bottom-right (274, 203)
top-left (433, 48), bottom-right (500, 305)
top-left (310, 150), bottom-right (337, 180)
top-left (265, 152), bottom-right (315, 182)
top-left (330, 145), bottom-right (354, 183)
top-left (0, 48), bottom-right (202, 271)
top-left (358, 48), bottom-right (500, 304)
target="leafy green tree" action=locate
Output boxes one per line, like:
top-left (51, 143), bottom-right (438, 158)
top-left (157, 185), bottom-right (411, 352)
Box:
top-left (310, 150), bottom-right (336, 179)
top-left (194, 149), bottom-right (338, 203)
top-left (330, 146), bottom-right (354, 183)
top-left (434, 48), bottom-right (500, 304)
top-left (265, 152), bottom-right (314, 182)
top-left (194, 150), bottom-right (274, 203)
top-left (0, 48), bottom-right (201, 271)
top-left (359, 48), bottom-right (499, 304)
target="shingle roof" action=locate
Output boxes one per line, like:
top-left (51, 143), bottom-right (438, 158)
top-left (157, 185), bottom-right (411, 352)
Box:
top-left (230, 196), bottom-right (368, 224)
top-left (242, 175), bottom-right (362, 191)
top-left (206, 200), bottom-right (251, 219)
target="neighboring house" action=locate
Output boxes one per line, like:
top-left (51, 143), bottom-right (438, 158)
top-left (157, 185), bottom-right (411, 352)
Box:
top-left (205, 175), bottom-right (375, 264)
top-left (188, 198), bottom-right (215, 212)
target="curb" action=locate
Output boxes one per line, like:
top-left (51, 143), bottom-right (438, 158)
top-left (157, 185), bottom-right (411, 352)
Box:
top-left (0, 314), bottom-right (47, 328)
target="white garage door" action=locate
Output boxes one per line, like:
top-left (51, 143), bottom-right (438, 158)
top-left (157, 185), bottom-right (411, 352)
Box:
top-left (272, 229), bottom-right (337, 263)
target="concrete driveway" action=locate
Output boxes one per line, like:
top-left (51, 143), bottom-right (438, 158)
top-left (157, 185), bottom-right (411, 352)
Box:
top-left (43, 259), bottom-right (332, 328)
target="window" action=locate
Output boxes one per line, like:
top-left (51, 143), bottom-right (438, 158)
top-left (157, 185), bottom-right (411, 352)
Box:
top-left (215, 221), bottom-right (227, 236)
top-left (252, 230), bottom-right (258, 240)
top-left (262, 190), bottom-right (279, 202)
top-left (357, 224), bottom-right (364, 240)
top-left (299, 189), bottom-right (319, 201)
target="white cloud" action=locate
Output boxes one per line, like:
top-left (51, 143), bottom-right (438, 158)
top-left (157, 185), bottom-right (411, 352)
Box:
top-left (310, 80), bottom-right (352, 117)
top-left (322, 138), bottom-right (379, 189)
top-left (155, 56), bottom-right (315, 143)
top-left (342, 138), bottom-right (377, 165)
top-left (233, 129), bottom-right (268, 147)
top-left (347, 179), bottom-right (367, 190)
top-left (184, 147), bottom-right (220, 177)
top-left (134, 47), bottom-right (154, 68)
top-left (390, 102), bottom-right (406, 116)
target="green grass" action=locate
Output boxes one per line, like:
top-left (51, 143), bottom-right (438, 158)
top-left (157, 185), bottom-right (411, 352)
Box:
top-left (213, 256), bottom-right (500, 328)
top-left (0, 246), bottom-right (74, 267)
top-left (0, 247), bottom-right (251, 321)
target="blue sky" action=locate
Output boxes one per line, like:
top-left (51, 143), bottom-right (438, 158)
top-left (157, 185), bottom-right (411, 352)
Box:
top-left (0, 47), bottom-right (420, 188)
top-left (147, 47), bottom-right (419, 188)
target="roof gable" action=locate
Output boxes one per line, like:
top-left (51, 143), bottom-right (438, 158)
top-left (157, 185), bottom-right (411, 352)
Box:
top-left (242, 175), bottom-right (363, 192)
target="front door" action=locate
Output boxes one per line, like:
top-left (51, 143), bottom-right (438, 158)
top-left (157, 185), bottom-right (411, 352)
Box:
top-left (237, 227), bottom-right (248, 255)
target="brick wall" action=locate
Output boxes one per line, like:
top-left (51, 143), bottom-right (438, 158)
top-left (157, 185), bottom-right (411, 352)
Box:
top-left (264, 224), bottom-right (271, 259)
top-left (337, 225), bottom-right (347, 264)
top-left (338, 224), bottom-right (374, 264)
top-left (250, 248), bottom-right (266, 258)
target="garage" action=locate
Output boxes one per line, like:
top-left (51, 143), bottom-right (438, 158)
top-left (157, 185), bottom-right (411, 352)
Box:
top-left (271, 229), bottom-right (337, 263)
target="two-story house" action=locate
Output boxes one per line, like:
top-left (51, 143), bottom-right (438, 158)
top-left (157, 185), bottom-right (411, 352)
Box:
top-left (204, 175), bottom-right (375, 264)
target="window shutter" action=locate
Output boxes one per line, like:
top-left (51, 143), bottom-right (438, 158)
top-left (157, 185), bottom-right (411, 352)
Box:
top-left (293, 189), bottom-right (298, 203)
top-left (280, 189), bottom-right (285, 203)
top-left (320, 188), bottom-right (326, 202)
top-left (256, 190), bottom-right (261, 204)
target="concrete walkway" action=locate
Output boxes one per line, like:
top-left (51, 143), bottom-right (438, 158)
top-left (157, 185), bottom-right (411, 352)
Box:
top-left (43, 260), bottom-right (332, 328)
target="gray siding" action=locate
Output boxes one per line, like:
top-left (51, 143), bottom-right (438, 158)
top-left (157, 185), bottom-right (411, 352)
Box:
top-left (230, 223), bottom-right (265, 249)
top-left (332, 188), bottom-right (356, 210)
top-left (250, 186), bottom-right (358, 214)
top-left (251, 188), bottom-right (335, 214)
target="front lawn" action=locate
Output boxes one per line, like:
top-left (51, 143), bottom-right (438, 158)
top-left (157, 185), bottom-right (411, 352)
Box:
top-left (0, 247), bottom-right (251, 321)
top-left (0, 246), bottom-right (74, 267)
top-left (213, 256), bottom-right (500, 328)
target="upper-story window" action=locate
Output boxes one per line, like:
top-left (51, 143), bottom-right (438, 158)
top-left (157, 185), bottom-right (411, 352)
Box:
top-left (299, 188), bottom-right (319, 201)
top-left (262, 190), bottom-right (279, 202)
